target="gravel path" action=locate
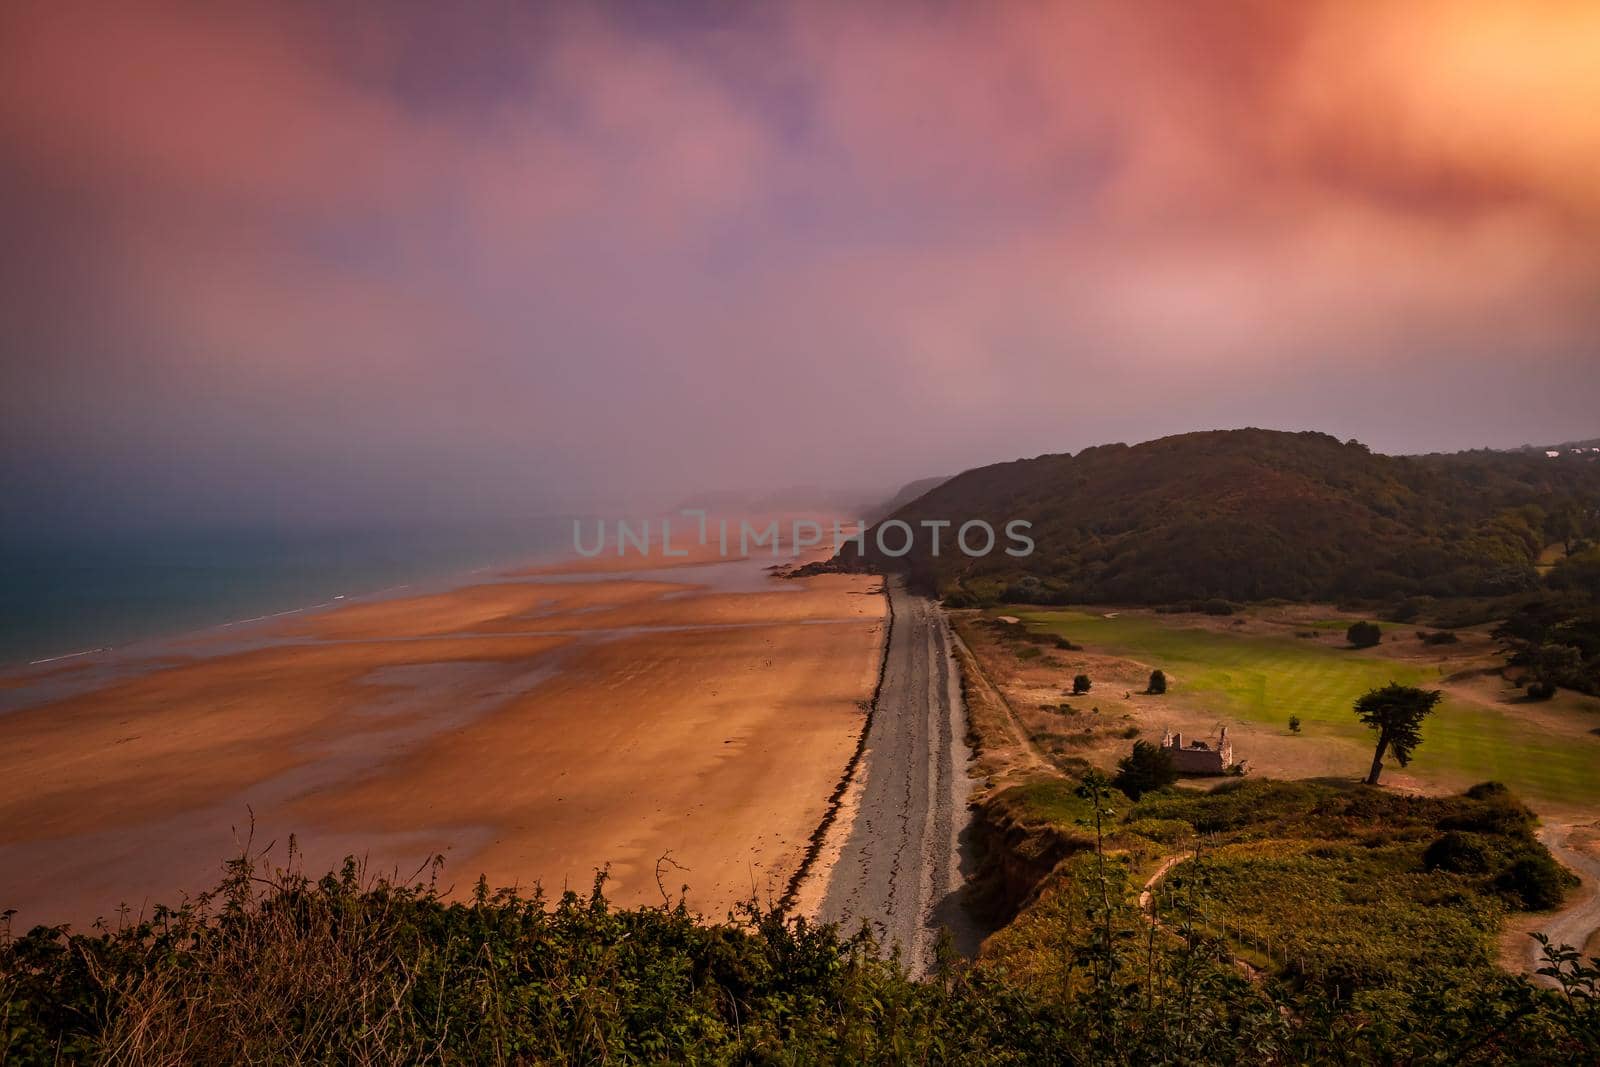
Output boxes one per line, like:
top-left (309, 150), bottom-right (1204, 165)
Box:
top-left (1526, 824), bottom-right (1600, 987)
top-left (814, 578), bottom-right (979, 976)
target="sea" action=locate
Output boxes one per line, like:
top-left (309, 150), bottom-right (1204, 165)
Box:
top-left (0, 518), bottom-right (576, 669)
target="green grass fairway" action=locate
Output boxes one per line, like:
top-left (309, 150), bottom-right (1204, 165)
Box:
top-left (1014, 610), bottom-right (1600, 810)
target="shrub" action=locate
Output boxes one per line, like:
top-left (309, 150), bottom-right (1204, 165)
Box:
top-left (1527, 681), bottom-right (1557, 700)
top-left (1465, 781), bottom-right (1512, 802)
top-left (1156, 599), bottom-right (1239, 616)
top-left (1146, 669), bottom-right (1167, 694)
top-left (1495, 853), bottom-right (1569, 910)
top-left (1288, 715), bottom-right (1302, 734)
top-left (1386, 597), bottom-right (1429, 623)
top-left (942, 587), bottom-right (981, 609)
top-left (1118, 817), bottom-right (1193, 845)
top-left (1071, 673), bottom-right (1092, 695)
top-left (1347, 621), bottom-right (1383, 648)
top-left (1439, 786), bottom-right (1536, 837)
top-left (1422, 831), bottom-right (1492, 874)
top-left (1001, 579), bottom-right (1071, 606)
top-left (1113, 740), bottom-right (1177, 799)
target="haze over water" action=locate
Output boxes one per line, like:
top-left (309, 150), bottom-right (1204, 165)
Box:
top-left (0, 519), bottom-right (572, 668)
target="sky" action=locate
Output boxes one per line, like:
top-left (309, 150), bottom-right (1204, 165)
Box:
top-left (3, 0), bottom-right (1598, 529)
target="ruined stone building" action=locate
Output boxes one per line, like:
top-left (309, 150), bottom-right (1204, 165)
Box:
top-left (1159, 726), bottom-right (1234, 775)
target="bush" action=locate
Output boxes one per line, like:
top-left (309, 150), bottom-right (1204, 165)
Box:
top-left (4, 850), bottom-right (982, 1063)
top-left (1438, 786), bottom-right (1536, 837)
top-left (1347, 621), bottom-right (1383, 648)
top-left (1526, 681), bottom-right (1557, 700)
top-left (1000, 579), bottom-right (1071, 606)
top-left (1386, 597), bottom-right (1429, 623)
top-left (1114, 740), bottom-right (1177, 800)
top-left (942, 587), bottom-right (981, 609)
top-left (1495, 853), bottom-right (1569, 911)
top-left (1119, 817), bottom-right (1193, 845)
top-left (1071, 673), bottom-right (1092, 695)
top-left (1155, 599), bottom-right (1239, 616)
top-left (1464, 781), bottom-right (1512, 802)
top-left (1422, 831), bottom-right (1492, 874)
top-left (1422, 630), bottom-right (1461, 646)
top-left (1146, 669), bottom-right (1167, 694)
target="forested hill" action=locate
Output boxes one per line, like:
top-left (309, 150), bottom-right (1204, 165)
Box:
top-left (871, 475), bottom-right (949, 522)
top-left (840, 429), bottom-right (1600, 605)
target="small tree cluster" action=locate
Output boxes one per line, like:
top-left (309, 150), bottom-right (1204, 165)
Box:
top-left (1113, 740), bottom-right (1176, 799)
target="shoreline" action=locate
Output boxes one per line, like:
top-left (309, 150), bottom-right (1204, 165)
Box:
top-left (781, 572), bottom-right (895, 911)
top-left (0, 527), bottom-right (888, 929)
top-left (1, 513), bottom-right (856, 675)
top-left (0, 521), bottom-right (595, 671)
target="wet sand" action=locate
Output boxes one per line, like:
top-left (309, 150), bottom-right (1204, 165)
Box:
top-left (0, 541), bottom-right (885, 927)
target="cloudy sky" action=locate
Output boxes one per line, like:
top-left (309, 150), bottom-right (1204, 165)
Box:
top-left (3, 0), bottom-right (1598, 527)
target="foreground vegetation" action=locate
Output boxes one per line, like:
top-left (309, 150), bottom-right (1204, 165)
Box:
top-left (978, 776), bottom-right (1597, 1064)
top-left (4, 779), bottom-right (1597, 1064)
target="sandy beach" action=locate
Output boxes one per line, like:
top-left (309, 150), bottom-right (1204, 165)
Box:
top-left (0, 535), bottom-right (885, 928)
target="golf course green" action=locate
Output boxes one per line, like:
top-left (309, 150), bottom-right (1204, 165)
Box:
top-left (1014, 610), bottom-right (1600, 810)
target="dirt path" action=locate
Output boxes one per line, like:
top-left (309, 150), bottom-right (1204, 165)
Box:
top-left (948, 628), bottom-right (1057, 779)
top-left (1138, 853), bottom-right (1186, 911)
top-left (1516, 824), bottom-right (1600, 988)
top-left (811, 579), bottom-right (979, 976)
top-left (1137, 850), bottom-right (1266, 982)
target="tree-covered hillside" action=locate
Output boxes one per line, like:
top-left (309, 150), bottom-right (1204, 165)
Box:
top-left (872, 474), bottom-right (950, 522)
top-left (842, 429), bottom-right (1600, 605)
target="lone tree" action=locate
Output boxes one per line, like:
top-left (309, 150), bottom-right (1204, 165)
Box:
top-left (1147, 669), bottom-right (1167, 695)
top-left (1114, 740), bottom-right (1176, 800)
top-left (1355, 682), bottom-right (1442, 785)
top-left (1347, 621), bottom-right (1383, 649)
top-left (1072, 673), bottom-right (1093, 695)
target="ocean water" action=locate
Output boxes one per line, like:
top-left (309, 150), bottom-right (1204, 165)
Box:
top-left (0, 519), bottom-right (574, 669)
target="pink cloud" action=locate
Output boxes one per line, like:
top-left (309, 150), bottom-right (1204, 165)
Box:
top-left (2, 0), bottom-right (1597, 521)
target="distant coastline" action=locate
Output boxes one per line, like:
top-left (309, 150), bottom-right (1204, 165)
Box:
top-left (0, 518), bottom-right (578, 669)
